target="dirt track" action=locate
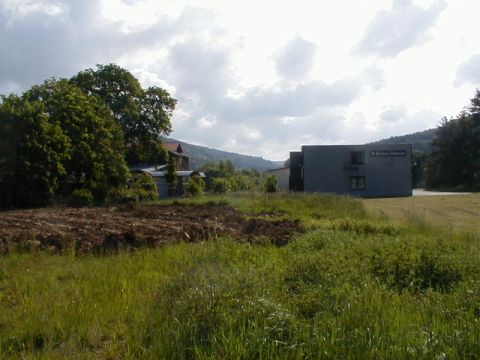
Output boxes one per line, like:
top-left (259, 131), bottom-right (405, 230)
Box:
top-left (0, 204), bottom-right (300, 254)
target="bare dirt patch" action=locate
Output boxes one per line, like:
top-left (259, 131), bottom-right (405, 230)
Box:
top-left (0, 204), bottom-right (300, 254)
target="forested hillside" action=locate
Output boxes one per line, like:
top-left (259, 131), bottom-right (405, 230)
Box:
top-left (164, 138), bottom-right (281, 171)
top-left (371, 128), bottom-right (436, 153)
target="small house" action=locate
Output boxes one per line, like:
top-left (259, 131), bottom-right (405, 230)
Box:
top-left (162, 142), bottom-right (190, 171)
top-left (132, 165), bottom-right (205, 198)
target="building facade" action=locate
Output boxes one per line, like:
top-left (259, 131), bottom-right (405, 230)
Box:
top-left (290, 144), bottom-right (412, 198)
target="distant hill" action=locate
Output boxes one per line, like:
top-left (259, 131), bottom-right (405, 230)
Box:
top-left (163, 138), bottom-right (282, 171)
top-left (164, 128), bottom-right (437, 171)
top-left (371, 128), bottom-right (436, 153)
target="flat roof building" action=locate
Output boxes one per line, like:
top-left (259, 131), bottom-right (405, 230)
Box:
top-left (290, 144), bottom-right (412, 198)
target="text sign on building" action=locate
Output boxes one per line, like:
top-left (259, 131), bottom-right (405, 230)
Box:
top-left (370, 150), bottom-right (407, 157)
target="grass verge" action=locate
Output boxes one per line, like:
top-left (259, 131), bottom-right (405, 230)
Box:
top-left (1, 193), bottom-right (480, 358)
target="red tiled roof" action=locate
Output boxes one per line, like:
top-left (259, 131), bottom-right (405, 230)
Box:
top-left (163, 142), bottom-right (181, 152)
top-left (163, 142), bottom-right (189, 158)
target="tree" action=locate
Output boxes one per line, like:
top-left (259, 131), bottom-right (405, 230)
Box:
top-left (185, 175), bottom-right (205, 196)
top-left (264, 175), bottom-right (278, 193)
top-left (211, 178), bottom-right (231, 193)
top-left (424, 90), bottom-right (480, 190)
top-left (24, 79), bottom-right (129, 201)
top-left (411, 150), bottom-right (427, 188)
top-left (218, 160), bottom-right (236, 178)
top-left (71, 64), bottom-right (176, 165)
top-left (0, 95), bottom-right (70, 206)
top-left (200, 161), bottom-right (262, 192)
top-left (165, 155), bottom-right (177, 196)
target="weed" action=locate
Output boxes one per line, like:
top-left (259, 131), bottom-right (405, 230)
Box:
top-left (1, 193), bottom-right (480, 358)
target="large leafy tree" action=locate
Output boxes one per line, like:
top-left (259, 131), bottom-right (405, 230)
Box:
top-left (24, 79), bottom-right (129, 199)
top-left (71, 64), bottom-right (176, 165)
top-left (424, 90), bottom-right (480, 189)
top-left (0, 95), bottom-right (70, 206)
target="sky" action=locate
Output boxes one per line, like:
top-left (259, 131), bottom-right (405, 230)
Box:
top-left (1, 0), bottom-right (480, 161)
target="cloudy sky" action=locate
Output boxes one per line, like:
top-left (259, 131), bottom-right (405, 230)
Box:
top-left (1, 0), bottom-right (480, 160)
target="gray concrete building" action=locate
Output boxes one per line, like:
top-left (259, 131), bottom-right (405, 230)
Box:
top-left (290, 144), bottom-right (412, 197)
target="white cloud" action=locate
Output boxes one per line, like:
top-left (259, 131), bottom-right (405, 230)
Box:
top-left (380, 104), bottom-right (408, 123)
top-left (355, 0), bottom-right (447, 57)
top-left (454, 53), bottom-right (480, 87)
top-left (274, 36), bottom-right (317, 81)
top-left (0, 1), bottom-right (209, 92)
top-left (167, 37), bottom-right (236, 100)
top-left (375, 106), bottom-right (441, 139)
top-left (1, 0), bottom-right (479, 160)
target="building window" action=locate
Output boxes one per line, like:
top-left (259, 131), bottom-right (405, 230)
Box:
top-left (350, 151), bottom-right (364, 165)
top-left (350, 176), bottom-right (366, 190)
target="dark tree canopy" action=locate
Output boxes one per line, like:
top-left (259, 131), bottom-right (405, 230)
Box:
top-left (0, 63), bottom-right (174, 207)
top-left (25, 79), bottom-right (129, 196)
top-left (0, 94), bottom-right (69, 206)
top-left (71, 64), bottom-right (176, 165)
top-left (424, 90), bottom-right (480, 190)
top-left (0, 79), bottom-right (130, 206)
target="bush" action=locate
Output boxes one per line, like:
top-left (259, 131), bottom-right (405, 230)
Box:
top-left (211, 178), bottom-right (231, 194)
top-left (68, 188), bottom-right (94, 207)
top-left (370, 243), bottom-right (463, 293)
top-left (185, 176), bottom-right (205, 196)
top-left (105, 173), bottom-right (158, 204)
top-left (105, 188), bottom-right (138, 204)
top-left (303, 218), bottom-right (399, 236)
top-left (263, 175), bottom-right (278, 193)
top-left (131, 173), bottom-right (158, 201)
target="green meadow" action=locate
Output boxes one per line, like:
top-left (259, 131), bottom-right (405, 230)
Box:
top-left (1, 193), bottom-right (480, 359)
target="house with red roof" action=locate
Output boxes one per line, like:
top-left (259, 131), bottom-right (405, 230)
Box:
top-left (162, 142), bottom-right (190, 171)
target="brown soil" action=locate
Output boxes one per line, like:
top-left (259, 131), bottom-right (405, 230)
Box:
top-left (0, 204), bottom-right (300, 254)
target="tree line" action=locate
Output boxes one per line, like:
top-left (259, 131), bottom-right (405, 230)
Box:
top-left (199, 160), bottom-right (278, 193)
top-left (424, 90), bottom-right (480, 190)
top-left (0, 64), bottom-right (175, 207)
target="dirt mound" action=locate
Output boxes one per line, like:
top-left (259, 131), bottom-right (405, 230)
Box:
top-left (0, 204), bottom-right (300, 254)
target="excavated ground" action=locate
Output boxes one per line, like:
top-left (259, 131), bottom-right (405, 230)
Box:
top-left (0, 204), bottom-right (300, 255)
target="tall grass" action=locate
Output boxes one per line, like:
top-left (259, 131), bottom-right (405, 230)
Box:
top-left (159, 192), bottom-right (367, 221)
top-left (1, 193), bottom-right (480, 358)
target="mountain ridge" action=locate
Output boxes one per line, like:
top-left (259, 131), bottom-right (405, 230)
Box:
top-left (163, 138), bottom-right (282, 171)
top-left (369, 128), bottom-right (436, 153)
top-left (165, 128), bottom-right (437, 171)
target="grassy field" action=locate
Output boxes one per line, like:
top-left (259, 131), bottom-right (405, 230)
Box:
top-left (364, 193), bottom-right (480, 233)
top-left (1, 193), bottom-right (480, 358)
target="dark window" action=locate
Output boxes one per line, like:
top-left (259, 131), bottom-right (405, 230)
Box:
top-left (350, 151), bottom-right (364, 165)
top-left (350, 176), bottom-right (366, 190)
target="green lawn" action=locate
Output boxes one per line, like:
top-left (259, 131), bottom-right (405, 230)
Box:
top-left (1, 193), bottom-right (480, 359)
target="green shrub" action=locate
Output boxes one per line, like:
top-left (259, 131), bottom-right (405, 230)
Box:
top-left (105, 174), bottom-right (158, 204)
top-left (105, 187), bottom-right (138, 204)
top-left (370, 242), bottom-right (463, 293)
top-left (303, 218), bottom-right (399, 236)
top-left (211, 178), bottom-right (231, 194)
top-left (130, 173), bottom-right (158, 201)
top-left (185, 175), bottom-right (205, 196)
top-left (284, 253), bottom-right (326, 292)
top-left (68, 188), bottom-right (94, 207)
top-left (263, 175), bottom-right (278, 193)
